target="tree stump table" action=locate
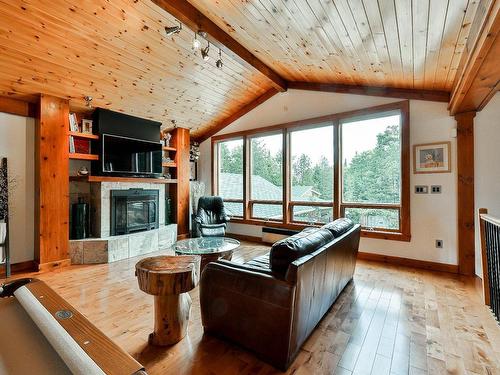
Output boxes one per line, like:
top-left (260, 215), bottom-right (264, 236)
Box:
top-left (135, 255), bottom-right (200, 346)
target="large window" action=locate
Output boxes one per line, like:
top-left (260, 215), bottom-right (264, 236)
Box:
top-left (250, 133), bottom-right (283, 220)
top-left (341, 112), bottom-right (402, 231)
top-left (213, 101), bottom-right (410, 241)
top-left (216, 138), bottom-right (244, 217)
top-left (290, 124), bottom-right (334, 224)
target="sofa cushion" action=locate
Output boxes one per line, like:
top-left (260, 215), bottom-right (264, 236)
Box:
top-left (270, 227), bottom-right (334, 274)
top-left (322, 218), bottom-right (354, 237)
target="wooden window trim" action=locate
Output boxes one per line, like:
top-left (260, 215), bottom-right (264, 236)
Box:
top-left (212, 100), bottom-right (411, 242)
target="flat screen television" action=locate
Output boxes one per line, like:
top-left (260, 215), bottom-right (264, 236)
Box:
top-left (102, 134), bottom-right (162, 177)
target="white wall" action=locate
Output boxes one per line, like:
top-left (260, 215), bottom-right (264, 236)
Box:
top-left (474, 92), bottom-right (500, 276)
top-left (199, 89), bottom-right (458, 265)
top-left (0, 112), bottom-right (35, 263)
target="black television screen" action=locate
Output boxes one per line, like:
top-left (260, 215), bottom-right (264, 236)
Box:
top-left (102, 134), bottom-right (162, 176)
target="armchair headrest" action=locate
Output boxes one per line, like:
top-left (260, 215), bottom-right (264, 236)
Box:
top-left (198, 196), bottom-right (225, 212)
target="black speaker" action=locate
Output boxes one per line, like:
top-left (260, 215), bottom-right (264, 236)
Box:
top-left (71, 198), bottom-right (89, 240)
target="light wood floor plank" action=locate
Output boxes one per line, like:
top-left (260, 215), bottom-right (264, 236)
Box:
top-left (8, 242), bottom-right (500, 374)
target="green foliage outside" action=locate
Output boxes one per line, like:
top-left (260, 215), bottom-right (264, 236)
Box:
top-left (218, 124), bottom-right (401, 228)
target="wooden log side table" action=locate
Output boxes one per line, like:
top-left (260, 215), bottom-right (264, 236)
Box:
top-left (135, 255), bottom-right (200, 346)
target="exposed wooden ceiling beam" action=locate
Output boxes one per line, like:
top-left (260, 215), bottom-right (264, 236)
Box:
top-left (0, 96), bottom-right (36, 117)
top-left (194, 88), bottom-right (279, 143)
top-left (449, 0), bottom-right (500, 115)
top-left (151, 0), bottom-right (287, 92)
top-left (288, 82), bottom-right (450, 102)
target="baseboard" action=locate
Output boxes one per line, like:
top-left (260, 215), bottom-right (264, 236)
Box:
top-left (0, 260), bottom-right (37, 278)
top-left (357, 252), bottom-right (459, 274)
top-left (37, 258), bottom-right (71, 272)
top-left (226, 233), bottom-right (264, 244)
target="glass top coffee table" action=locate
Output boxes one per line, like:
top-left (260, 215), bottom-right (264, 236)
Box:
top-left (173, 237), bottom-right (240, 271)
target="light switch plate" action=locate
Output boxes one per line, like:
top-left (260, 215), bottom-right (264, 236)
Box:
top-left (431, 185), bottom-right (442, 194)
top-left (415, 185), bottom-right (428, 194)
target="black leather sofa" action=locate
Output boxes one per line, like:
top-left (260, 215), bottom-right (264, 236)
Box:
top-left (199, 218), bottom-right (361, 370)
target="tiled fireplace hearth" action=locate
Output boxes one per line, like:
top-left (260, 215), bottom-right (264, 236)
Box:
top-left (69, 181), bottom-right (176, 264)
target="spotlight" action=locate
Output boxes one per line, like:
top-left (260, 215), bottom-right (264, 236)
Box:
top-left (216, 48), bottom-right (223, 69)
top-left (192, 32), bottom-right (201, 50)
top-left (201, 41), bottom-right (210, 61)
top-left (165, 22), bottom-right (182, 37)
top-left (84, 96), bottom-right (93, 108)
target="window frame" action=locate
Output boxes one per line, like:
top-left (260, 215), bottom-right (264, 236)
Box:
top-left (212, 101), bottom-right (410, 241)
top-left (288, 122), bottom-right (335, 225)
top-left (213, 137), bottom-right (245, 218)
top-left (248, 130), bottom-right (285, 221)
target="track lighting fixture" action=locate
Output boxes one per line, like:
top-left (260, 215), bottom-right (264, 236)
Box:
top-left (84, 95), bottom-right (93, 108)
top-left (165, 21), bottom-right (182, 37)
top-left (192, 31), bottom-right (201, 50)
top-left (216, 48), bottom-right (223, 69)
top-left (171, 119), bottom-right (177, 128)
top-left (201, 41), bottom-right (210, 61)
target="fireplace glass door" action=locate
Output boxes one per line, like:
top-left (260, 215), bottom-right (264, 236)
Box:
top-left (111, 189), bottom-right (159, 236)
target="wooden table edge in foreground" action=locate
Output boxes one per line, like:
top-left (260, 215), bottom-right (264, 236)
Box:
top-left (135, 255), bottom-right (201, 346)
top-left (0, 278), bottom-right (146, 375)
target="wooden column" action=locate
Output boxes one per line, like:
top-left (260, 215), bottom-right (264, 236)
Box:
top-left (173, 127), bottom-right (190, 238)
top-left (455, 111), bottom-right (476, 276)
top-left (35, 94), bottom-right (70, 271)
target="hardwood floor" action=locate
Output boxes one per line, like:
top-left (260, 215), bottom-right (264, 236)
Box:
top-left (9, 242), bottom-right (500, 374)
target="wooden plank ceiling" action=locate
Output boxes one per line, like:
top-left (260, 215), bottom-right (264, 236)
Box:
top-left (0, 0), bottom-right (273, 137)
top-left (188, 0), bottom-right (479, 91)
top-left (0, 0), bottom-right (486, 139)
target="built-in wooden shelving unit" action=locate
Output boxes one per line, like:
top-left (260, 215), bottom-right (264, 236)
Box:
top-left (162, 162), bottom-right (177, 168)
top-left (69, 153), bottom-right (99, 161)
top-left (68, 131), bottom-right (99, 140)
top-left (162, 146), bottom-right (177, 152)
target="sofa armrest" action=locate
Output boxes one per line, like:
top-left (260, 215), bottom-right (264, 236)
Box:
top-left (200, 261), bottom-right (296, 370)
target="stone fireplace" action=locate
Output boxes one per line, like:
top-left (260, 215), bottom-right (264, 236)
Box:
top-left (69, 181), bottom-right (176, 264)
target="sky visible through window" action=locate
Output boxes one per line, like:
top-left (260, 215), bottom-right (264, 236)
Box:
top-left (342, 114), bottom-right (401, 163)
top-left (222, 114), bottom-right (400, 164)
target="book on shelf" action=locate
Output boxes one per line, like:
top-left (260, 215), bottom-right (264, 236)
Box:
top-left (68, 112), bottom-right (79, 132)
top-left (69, 135), bottom-right (75, 153)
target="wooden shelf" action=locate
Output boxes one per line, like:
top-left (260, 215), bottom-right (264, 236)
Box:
top-left (68, 131), bottom-right (99, 140)
top-left (162, 162), bottom-right (177, 168)
top-left (69, 153), bottom-right (99, 161)
top-left (162, 146), bottom-right (177, 152)
top-left (70, 175), bottom-right (177, 184)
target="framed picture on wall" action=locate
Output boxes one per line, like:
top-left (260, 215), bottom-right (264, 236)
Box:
top-left (413, 141), bottom-right (451, 174)
top-left (190, 161), bottom-right (197, 181)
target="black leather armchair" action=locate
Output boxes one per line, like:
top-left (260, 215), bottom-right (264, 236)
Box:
top-left (194, 196), bottom-right (230, 237)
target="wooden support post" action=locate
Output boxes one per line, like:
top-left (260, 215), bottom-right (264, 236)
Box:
top-left (173, 127), bottom-right (190, 238)
top-left (455, 111), bottom-right (476, 276)
top-left (35, 94), bottom-right (70, 271)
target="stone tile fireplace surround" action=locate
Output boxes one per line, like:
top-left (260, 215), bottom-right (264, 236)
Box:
top-left (69, 181), bottom-right (176, 264)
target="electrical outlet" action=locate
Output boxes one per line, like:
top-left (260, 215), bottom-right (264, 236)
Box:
top-left (431, 185), bottom-right (442, 194)
top-left (435, 239), bottom-right (443, 248)
top-left (415, 185), bottom-right (428, 194)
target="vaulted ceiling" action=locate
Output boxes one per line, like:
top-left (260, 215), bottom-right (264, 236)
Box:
top-left (0, 0), bottom-right (274, 137)
top-left (0, 0), bottom-right (495, 140)
top-left (189, 0), bottom-right (478, 91)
